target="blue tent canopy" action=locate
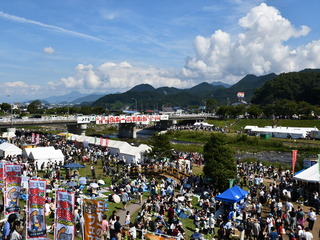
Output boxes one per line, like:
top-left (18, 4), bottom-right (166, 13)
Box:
top-left (215, 185), bottom-right (248, 203)
top-left (61, 162), bottom-right (85, 169)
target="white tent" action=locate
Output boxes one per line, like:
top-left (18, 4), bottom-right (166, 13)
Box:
top-left (0, 142), bottom-right (22, 158)
top-left (27, 147), bottom-right (65, 170)
top-left (293, 163), bottom-right (320, 183)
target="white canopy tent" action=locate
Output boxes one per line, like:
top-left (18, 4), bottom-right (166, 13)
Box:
top-left (0, 142), bottom-right (22, 158)
top-left (27, 147), bottom-right (65, 170)
top-left (293, 163), bottom-right (320, 183)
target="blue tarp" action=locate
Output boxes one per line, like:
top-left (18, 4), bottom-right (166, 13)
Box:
top-left (61, 162), bottom-right (85, 169)
top-left (215, 185), bottom-right (248, 203)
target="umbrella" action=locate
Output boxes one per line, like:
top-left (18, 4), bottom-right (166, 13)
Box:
top-left (112, 194), bottom-right (121, 203)
top-left (166, 178), bottom-right (172, 182)
top-left (90, 183), bottom-right (99, 188)
top-left (97, 179), bottom-right (105, 185)
top-left (177, 196), bottom-right (185, 201)
top-left (68, 181), bottom-right (78, 187)
top-left (79, 177), bottom-right (87, 185)
top-left (61, 162), bottom-right (85, 169)
top-left (183, 183), bottom-right (191, 189)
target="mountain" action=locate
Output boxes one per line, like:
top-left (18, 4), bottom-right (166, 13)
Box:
top-left (71, 94), bottom-right (105, 104)
top-left (42, 91), bottom-right (87, 104)
top-left (211, 81), bottom-right (231, 88)
top-left (127, 84), bottom-right (155, 92)
top-left (186, 82), bottom-right (225, 94)
top-left (251, 71), bottom-right (320, 105)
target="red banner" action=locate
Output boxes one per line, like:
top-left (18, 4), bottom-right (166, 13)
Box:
top-left (0, 160), bottom-right (7, 188)
top-left (36, 134), bottom-right (40, 144)
top-left (292, 150), bottom-right (298, 174)
top-left (4, 164), bottom-right (21, 216)
top-left (27, 179), bottom-right (47, 240)
top-left (31, 133), bottom-right (35, 143)
top-left (54, 190), bottom-right (75, 240)
top-left (83, 199), bottom-right (105, 240)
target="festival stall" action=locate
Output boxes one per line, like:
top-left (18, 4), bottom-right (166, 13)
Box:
top-left (0, 142), bottom-right (22, 158)
top-left (293, 163), bottom-right (320, 183)
top-left (215, 185), bottom-right (248, 203)
top-left (27, 147), bottom-right (65, 170)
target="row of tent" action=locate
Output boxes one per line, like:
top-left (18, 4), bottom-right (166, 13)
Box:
top-left (67, 134), bottom-right (151, 165)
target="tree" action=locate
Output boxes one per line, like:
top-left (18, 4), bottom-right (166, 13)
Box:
top-left (203, 133), bottom-right (237, 191)
top-left (146, 133), bottom-right (172, 161)
top-left (27, 100), bottom-right (43, 114)
top-left (247, 104), bottom-right (263, 119)
top-left (206, 99), bottom-right (217, 113)
top-left (0, 103), bottom-right (11, 113)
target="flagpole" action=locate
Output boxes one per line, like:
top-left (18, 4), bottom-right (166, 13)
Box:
top-left (25, 179), bottom-right (29, 240)
top-left (81, 195), bottom-right (84, 240)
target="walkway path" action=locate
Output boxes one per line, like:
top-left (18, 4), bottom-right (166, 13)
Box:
top-left (117, 199), bottom-right (147, 225)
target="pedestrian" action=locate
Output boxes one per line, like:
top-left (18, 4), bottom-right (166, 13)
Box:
top-left (114, 216), bottom-right (122, 240)
top-left (2, 214), bottom-right (17, 240)
top-left (9, 220), bottom-right (22, 240)
top-left (307, 208), bottom-right (316, 231)
top-left (269, 227), bottom-right (279, 240)
top-left (304, 227), bottom-right (313, 240)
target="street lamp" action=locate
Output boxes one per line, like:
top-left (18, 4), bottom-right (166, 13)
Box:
top-left (131, 98), bottom-right (137, 111)
top-left (7, 95), bottom-right (13, 126)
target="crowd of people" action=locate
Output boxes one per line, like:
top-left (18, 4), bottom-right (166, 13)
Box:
top-left (0, 130), bottom-right (319, 240)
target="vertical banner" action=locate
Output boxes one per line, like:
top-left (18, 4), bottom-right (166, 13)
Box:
top-left (54, 190), bottom-right (75, 240)
top-left (105, 138), bottom-right (109, 148)
top-left (100, 137), bottom-right (103, 146)
top-left (318, 154), bottom-right (320, 175)
top-left (31, 133), bottom-right (35, 143)
top-left (83, 199), bottom-right (105, 240)
top-left (4, 164), bottom-right (21, 216)
top-left (229, 179), bottom-right (235, 188)
top-left (292, 150), bottom-right (298, 174)
top-left (27, 179), bottom-right (47, 240)
top-left (36, 134), bottom-right (40, 144)
top-left (0, 160), bottom-right (7, 188)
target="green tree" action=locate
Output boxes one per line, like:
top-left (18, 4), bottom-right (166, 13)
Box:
top-left (203, 133), bottom-right (237, 191)
top-left (146, 133), bottom-right (172, 161)
top-left (247, 104), bottom-right (263, 119)
top-left (27, 100), bottom-right (43, 114)
top-left (0, 103), bottom-right (11, 113)
top-left (206, 99), bottom-right (217, 113)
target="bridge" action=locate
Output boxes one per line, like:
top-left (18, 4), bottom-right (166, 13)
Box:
top-left (0, 113), bottom-right (215, 138)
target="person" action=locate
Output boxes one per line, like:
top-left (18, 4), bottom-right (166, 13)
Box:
top-left (269, 227), bottom-right (279, 240)
top-left (125, 211), bottom-right (131, 225)
top-left (129, 223), bottom-right (137, 240)
top-left (121, 190), bottom-right (129, 211)
top-left (9, 220), bottom-right (22, 240)
top-left (2, 214), bottom-right (17, 240)
top-left (101, 215), bottom-right (109, 240)
top-left (307, 208), bottom-right (316, 231)
top-left (304, 227), bottom-right (313, 240)
top-left (191, 228), bottom-right (203, 240)
top-left (114, 216), bottom-right (122, 240)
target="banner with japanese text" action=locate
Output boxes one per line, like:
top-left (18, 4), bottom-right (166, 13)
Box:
top-left (0, 160), bottom-right (7, 188)
top-left (83, 199), bottom-right (105, 240)
top-left (4, 164), bottom-right (21, 216)
top-left (36, 134), bottom-right (40, 144)
top-left (31, 133), bottom-right (35, 143)
top-left (292, 150), bottom-right (298, 174)
top-left (54, 190), bottom-right (75, 240)
top-left (27, 179), bottom-right (47, 240)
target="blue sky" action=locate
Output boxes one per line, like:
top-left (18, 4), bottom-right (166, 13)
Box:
top-left (1, 0), bottom-right (320, 102)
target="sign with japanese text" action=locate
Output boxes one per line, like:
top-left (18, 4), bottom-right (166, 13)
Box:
top-left (83, 199), bottom-right (105, 240)
top-left (4, 164), bottom-right (21, 216)
top-left (27, 179), bottom-right (47, 240)
top-left (54, 190), bottom-right (75, 240)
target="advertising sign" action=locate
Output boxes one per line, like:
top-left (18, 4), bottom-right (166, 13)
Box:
top-left (83, 199), bottom-right (105, 240)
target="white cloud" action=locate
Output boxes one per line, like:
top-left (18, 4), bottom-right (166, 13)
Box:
top-left (181, 3), bottom-right (317, 83)
top-left (51, 61), bottom-right (194, 93)
top-left (43, 47), bottom-right (55, 54)
top-left (2, 81), bottom-right (41, 96)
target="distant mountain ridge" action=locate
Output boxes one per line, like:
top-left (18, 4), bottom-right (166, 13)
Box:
top-left (38, 68), bottom-right (320, 107)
